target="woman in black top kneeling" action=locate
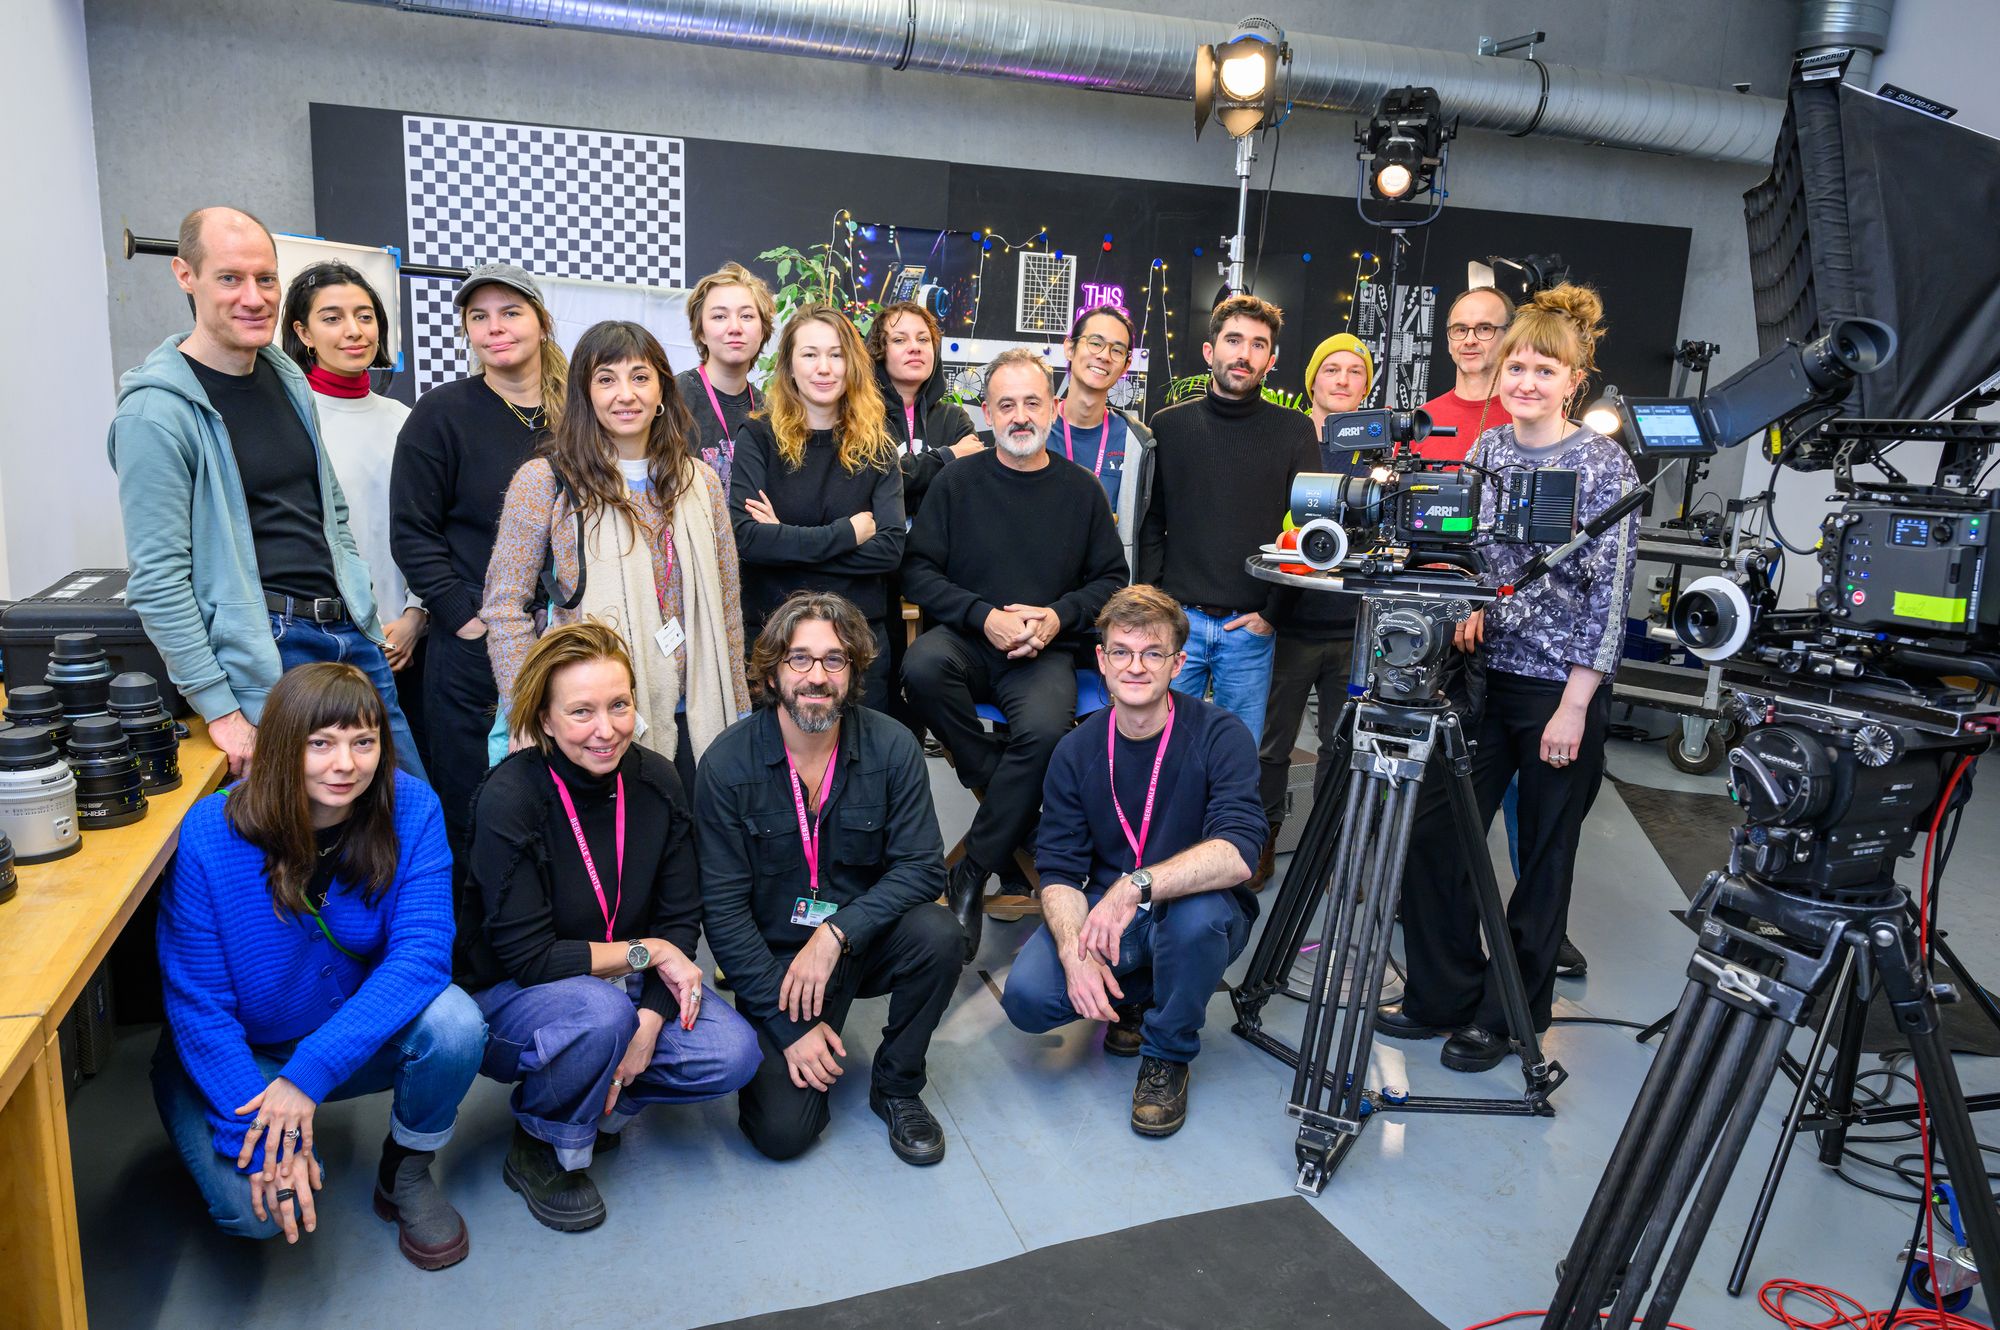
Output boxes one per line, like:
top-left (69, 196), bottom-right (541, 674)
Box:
top-left (463, 621), bottom-right (760, 1232)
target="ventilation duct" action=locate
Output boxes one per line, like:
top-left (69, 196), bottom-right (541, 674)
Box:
top-left (346, 0), bottom-right (1784, 165)
top-left (1797, 0), bottom-right (1896, 87)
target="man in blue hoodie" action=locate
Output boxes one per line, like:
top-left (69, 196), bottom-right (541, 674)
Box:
top-left (108, 207), bottom-right (421, 779)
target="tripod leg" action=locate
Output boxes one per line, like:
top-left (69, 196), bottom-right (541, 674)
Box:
top-left (1727, 947), bottom-right (1857, 1295)
top-left (1903, 1021), bottom-right (2000, 1282)
top-left (1301, 780), bottom-right (1388, 1115)
top-left (1642, 1016), bottom-right (1792, 1329)
top-left (1813, 958), bottom-right (1871, 1166)
top-left (1446, 763), bottom-right (1550, 1071)
top-left (1328, 776), bottom-right (1421, 1121)
top-left (1235, 742), bottom-right (1342, 1020)
top-left (1556, 992), bottom-right (1734, 1329)
top-left (1290, 771), bottom-right (1376, 1113)
top-left (1545, 980), bottom-right (1708, 1326)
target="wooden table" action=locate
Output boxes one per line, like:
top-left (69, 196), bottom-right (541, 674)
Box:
top-left (0, 718), bottom-right (225, 1330)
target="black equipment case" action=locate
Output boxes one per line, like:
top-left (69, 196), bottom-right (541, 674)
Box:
top-left (0, 569), bottom-right (190, 716)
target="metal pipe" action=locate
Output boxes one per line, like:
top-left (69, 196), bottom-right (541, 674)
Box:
top-left (1798, 0), bottom-right (1896, 87)
top-left (123, 228), bottom-right (468, 280)
top-left (340, 0), bottom-right (1784, 165)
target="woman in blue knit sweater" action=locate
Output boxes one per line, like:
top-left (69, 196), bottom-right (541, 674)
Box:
top-left (151, 662), bottom-right (486, 1270)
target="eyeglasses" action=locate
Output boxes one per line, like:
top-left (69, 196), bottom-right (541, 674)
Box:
top-left (1446, 322), bottom-right (1505, 343)
top-left (1103, 646), bottom-right (1178, 668)
top-left (784, 650), bottom-right (850, 675)
top-left (1077, 333), bottom-right (1131, 360)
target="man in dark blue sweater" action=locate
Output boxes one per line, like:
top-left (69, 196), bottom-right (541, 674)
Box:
top-left (903, 349), bottom-right (1127, 962)
top-left (1000, 586), bottom-right (1264, 1137)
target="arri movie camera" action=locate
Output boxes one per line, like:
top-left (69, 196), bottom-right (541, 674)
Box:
top-left (1281, 407), bottom-right (1579, 573)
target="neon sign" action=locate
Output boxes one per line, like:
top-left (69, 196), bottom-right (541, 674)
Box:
top-left (1078, 283), bottom-right (1127, 315)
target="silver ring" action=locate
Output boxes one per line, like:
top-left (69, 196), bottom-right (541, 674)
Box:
top-left (611, 1077), bottom-right (624, 1088)
top-left (283, 1127), bottom-right (302, 1145)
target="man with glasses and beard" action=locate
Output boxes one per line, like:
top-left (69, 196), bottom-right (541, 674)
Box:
top-left (694, 592), bottom-right (963, 1166)
top-left (1135, 294), bottom-right (1318, 744)
top-left (1418, 286), bottom-right (1515, 461)
top-left (902, 349), bottom-right (1128, 961)
top-left (999, 586), bottom-right (1263, 1137)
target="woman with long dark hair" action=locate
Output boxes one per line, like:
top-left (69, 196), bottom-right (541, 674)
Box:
top-left (1383, 284), bottom-right (1640, 1071)
top-left (282, 263), bottom-right (426, 680)
top-left (391, 263), bottom-right (568, 859)
top-left (731, 304), bottom-right (906, 709)
top-left (151, 663), bottom-right (483, 1269)
top-left (483, 319), bottom-right (749, 794)
top-left (464, 622), bottom-right (760, 1232)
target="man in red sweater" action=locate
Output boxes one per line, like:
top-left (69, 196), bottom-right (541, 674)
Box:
top-left (1417, 287), bottom-right (1515, 462)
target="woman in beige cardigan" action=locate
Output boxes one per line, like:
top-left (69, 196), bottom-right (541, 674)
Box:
top-left (483, 321), bottom-right (751, 794)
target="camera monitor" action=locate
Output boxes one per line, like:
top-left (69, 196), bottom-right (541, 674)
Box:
top-left (1626, 398), bottom-right (1717, 456)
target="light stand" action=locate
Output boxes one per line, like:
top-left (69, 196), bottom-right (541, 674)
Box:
top-left (1194, 16), bottom-right (1289, 299)
top-left (1224, 133), bottom-right (1257, 296)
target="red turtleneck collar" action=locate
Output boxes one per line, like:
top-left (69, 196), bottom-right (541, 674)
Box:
top-left (306, 363), bottom-right (372, 399)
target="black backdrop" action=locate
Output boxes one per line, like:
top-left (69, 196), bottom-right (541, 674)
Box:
top-left (310, 103), bottom-right (1691, 411)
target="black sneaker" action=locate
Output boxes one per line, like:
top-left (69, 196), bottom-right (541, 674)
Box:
top-left (1556, 936), bottom-right (1589, 979)
top-left (870, 1088), bottom-right (947, 1166)
top-left (502, 1125), bottom-right (606, 1232)
top-left (1131, 1056), bottom-right (1190, 1137)
top-left (1103, 1004), bottom-right (1145, 1058)
top-left (1440, 1025), bottom-right (1510, 1073)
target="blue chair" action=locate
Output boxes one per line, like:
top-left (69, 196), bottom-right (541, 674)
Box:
top-left (950, 669), bottom-right (1110, 917)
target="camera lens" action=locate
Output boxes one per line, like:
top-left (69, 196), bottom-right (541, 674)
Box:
top-left (0, 725), bottom-right (82, 863)
top-left (107, 672), bottom-right (183, 793)
top-left (0, 831), bottom-right (16, 906)
top-left (47, 631), bottom-right (115, 720)
top-left (4, 685), bottom-right (71, 756)
top-left (66, 715), bottom-right (148, 830)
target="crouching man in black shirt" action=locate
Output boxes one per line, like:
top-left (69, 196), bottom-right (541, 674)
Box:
top-left (903, 348), bottom-right (1128, 962)
top-left (695, 591), bottom-right (962, 1165)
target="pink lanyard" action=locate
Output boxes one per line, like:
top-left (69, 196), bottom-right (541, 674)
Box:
top-left (1107, 702), bottom-right (1174, 868)
top-left (785, 737), bottom-right (840, 897)
top-left (548, 769), bottom-right (625, 942)
top-left (1059, 401), bottom-right (1112, 477)
top-left (697, 366), bottom-right (754, 462)
top-left (903, 401), bottom-right (920, 455)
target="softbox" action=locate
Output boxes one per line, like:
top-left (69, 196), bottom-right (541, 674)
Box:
top-left (1743, 80), bottom-right (2000, 420)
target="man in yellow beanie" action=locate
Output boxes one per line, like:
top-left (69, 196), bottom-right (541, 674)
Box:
top-left (1248, 334), bottom-right (1375, 889)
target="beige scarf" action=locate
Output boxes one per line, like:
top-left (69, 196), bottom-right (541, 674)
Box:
top-left (576, 467), bottom-right (736, 762)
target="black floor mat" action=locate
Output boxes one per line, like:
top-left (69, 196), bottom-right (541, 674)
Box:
top-left (695, 1196), bottom-right (1446, 1330)
top-left (1610, 778), bottom-right (2000, 1056)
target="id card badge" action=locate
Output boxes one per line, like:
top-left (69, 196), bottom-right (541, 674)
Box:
top-left (654, 617), bottom-right (687, 658)
top-left (791, 896), bottom-right (837, 928)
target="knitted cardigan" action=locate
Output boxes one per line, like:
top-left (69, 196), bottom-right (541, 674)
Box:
top-left (480, 456), bottom-right (750, 711)
top-left (157, 770), bottom-right (456, 1172)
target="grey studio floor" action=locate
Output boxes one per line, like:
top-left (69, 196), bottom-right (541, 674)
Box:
top-left (72, 712), bottom-right (2000, 1330)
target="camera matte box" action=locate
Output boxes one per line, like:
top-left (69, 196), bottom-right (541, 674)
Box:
top-left (0, 568), bottom-right (189, 716)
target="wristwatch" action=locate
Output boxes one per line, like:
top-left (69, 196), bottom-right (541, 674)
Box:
top-left (1130, 869), bottom-right (1154, 906)
top-left (626, 940), bottom-right (652, 971)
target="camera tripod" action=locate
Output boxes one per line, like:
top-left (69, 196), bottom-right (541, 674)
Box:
top-left (1231, 575), bottom-right (1566, 1196)
top-left (1541, 868), bottom-right (2000, 1326)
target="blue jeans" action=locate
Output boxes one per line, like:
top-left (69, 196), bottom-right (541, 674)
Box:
top-left (1172, 606), bottom-right (1278, 744)
top-left (475, 976), bottom-right (761, 1169)
top-left (270, 613), bottom-right (427, 781)
top-left (1002, 889), bottom-right (1252, 1063)
top-left (151, 985), bottom-right (486, 1239)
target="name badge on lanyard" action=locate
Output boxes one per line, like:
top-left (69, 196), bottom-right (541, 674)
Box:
top-left (1108, 702), bottom-right (1173, 908)
top-left (786, 737), bottom-right (840, 927)
top-left (1060, 403), bottom-right (1113, 478)
top-left (904, 401), bottom-right (922, 455)
top-left (699, 365), bottom-right (754, 462)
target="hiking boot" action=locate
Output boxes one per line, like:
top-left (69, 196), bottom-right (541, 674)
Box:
top-left (501, 1124), bottom-right (606, 1232)
top-left (1103, 1004), bottom-right (1145, 1058)
top-left (1131, 1056), bottom-right (1190, 1138)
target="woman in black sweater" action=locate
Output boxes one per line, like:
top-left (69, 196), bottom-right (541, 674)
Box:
top-left (731, 303), bottom-right (906, 709)
top-left (464, 622), bottom-right (759, 1232)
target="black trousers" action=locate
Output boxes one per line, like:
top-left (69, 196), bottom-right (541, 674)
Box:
top-left (901, 627), bottom-right (1076, 872)
top-left (735, 903), bottom-right (964, 1161)
top-left (424, 627), bottom-right (498, 865)
top-left (1257, 633), bottom-right (1354, 830)
top-left (1398, 670), bottom-right (1610, 1034)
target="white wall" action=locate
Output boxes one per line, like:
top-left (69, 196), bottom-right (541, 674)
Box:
top-left (3, 0), bottom-right (122, 598)
top-left (1737, 0), bottom-right (2000, 605)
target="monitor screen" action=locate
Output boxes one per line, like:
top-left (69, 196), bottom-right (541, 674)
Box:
top-left (1627, 398), bottom-right (1716, 455)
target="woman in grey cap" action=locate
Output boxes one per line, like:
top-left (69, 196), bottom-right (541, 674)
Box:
top-left (390, 262), bottom-right (569, 864)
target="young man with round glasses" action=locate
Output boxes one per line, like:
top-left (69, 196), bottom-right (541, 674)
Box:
top-left (693, 591), bottom-right (963, 1166)
top-left (999, 585), bottom-right (1265, 1137)
top-left (1057, 306), bottom-right (1157, 572)
top-left (1418, 286), bottom-right (1516, 461)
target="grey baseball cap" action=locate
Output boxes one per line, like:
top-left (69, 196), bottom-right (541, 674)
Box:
top-left (454, 261), bottom-right (544, 309)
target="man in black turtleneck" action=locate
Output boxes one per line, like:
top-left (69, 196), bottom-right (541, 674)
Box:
top-left (1136, 295), bottom-right (1318, 745)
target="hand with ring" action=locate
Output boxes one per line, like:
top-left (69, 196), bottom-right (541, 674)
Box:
top-left (235, 1075), bottom-right (319, 1180)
